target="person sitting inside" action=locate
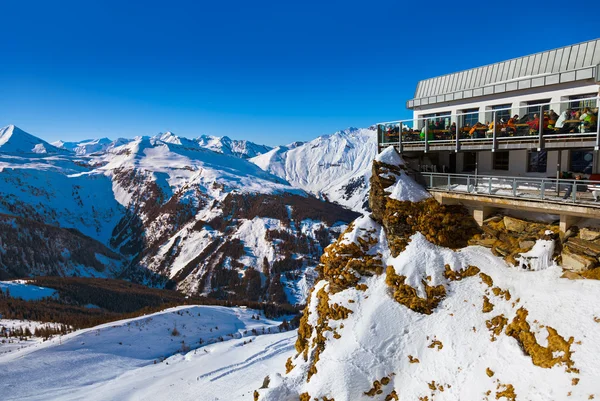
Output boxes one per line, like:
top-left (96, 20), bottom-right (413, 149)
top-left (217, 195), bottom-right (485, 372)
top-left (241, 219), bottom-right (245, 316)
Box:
top-left (580, 108), bottom-right (597, 133)
top-left (527, 113), bottom-right (544, 133)
top-left (548, 109), bottom-right (559, 122)
top-left (469, 122), bottom-right (487, 138)
top-left (486, 121), bottom-right (494, 137)
top-left (505, 115), bottom-right (518, 135)
top-left (555, 110), bottom-right (569, 132)
top-left (448, 122), bottom-right (457, 137)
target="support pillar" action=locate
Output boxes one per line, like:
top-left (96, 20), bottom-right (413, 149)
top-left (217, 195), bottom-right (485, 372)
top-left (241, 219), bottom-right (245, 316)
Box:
top-left (473, 205), bottom-right (496, 226)
top-left (559, 214), bottom-right (580, 233)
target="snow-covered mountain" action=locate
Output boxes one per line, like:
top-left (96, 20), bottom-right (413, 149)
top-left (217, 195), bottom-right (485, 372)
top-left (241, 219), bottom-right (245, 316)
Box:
top-left (196, 134), bottom-right (272, 159)
top-left (0, 125), bottom-right (359, 303)
top-left (50, 131), bottom-right (272, 159)
top-left (52, 137), bottom-right (133, 155)
top-left (251, 127), bottom-right (377, 213)
top-left (0, 125), bottom-right (68, 154)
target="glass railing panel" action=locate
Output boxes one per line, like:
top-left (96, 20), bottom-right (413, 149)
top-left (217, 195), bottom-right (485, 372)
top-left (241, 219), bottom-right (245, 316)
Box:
top-left (400, 119), bottom-right (423, 143)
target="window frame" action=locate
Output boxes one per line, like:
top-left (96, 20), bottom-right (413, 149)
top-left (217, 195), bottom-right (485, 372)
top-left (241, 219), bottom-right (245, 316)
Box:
top-left (569, 150), bottom-right (594, 174)
top-left (569, 94), bottom-right (597, 112)
top-left (526, 99), bottom-right (551, 120)
top-left (527, 150), bottom-right (547, 173)
top-left (461, 108), bottom-right (479, 127)
top-left (490, 104), bottom-right (511, 124)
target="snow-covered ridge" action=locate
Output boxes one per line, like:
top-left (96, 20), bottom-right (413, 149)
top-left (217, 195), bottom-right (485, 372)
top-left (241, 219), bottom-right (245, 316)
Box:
top-left (0, 125), bottom-right (67, 154)
top-left (52, 137), bottom-right (133, 156)
top-left (197, 134), bottom-right (273, 159)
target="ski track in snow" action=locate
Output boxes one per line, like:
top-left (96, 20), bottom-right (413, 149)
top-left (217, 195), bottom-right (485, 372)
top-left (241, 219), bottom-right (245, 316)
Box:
top-left (200, 337), bottom-right (295, 382)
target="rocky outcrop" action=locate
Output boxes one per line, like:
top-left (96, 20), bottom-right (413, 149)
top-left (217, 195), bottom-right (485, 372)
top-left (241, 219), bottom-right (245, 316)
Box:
top-left (370, 159), bottom-right (479, 256)
top-left (469, 216), bottom-right (560, 267)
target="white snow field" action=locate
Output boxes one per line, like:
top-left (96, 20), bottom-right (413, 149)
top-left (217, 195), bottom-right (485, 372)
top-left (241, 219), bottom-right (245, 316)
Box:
top-left (0, 305), bottom-right (296, 401)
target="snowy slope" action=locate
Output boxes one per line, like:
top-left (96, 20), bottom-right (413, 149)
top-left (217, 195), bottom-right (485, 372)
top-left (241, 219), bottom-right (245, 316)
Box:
top-left (0, 305), bottom-right (294, 401)
top-left (251, 127), bottom-right (377, 212)
top-left (0, 125), bottom-right (67, 154)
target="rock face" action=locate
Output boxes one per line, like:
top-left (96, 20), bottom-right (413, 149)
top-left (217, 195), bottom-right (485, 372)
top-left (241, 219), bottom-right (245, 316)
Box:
top-left (561, 249), bottom-right (596, 272)
top-left (579, 227), bottom-right (600, 241)
top-left (369, 156), bottom-right (479, 256)
top-left (503, 216), bottom-right (530, 233)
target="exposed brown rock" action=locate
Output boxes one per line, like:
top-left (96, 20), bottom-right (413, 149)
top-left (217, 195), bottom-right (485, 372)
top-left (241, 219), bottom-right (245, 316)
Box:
top-left (444, 264), bottom-right (480, 281)
top-left (579, 227), bottom-right (600, 241)
top-left (505, 307), bottom-right (576, 372)
top-left (385, 266), bottom-right (446, 315)
top-left (495, 383), bottom-right (517, 400)
top-left (503, 216), bottom-right (529, 233)
top-left (561, 249), bottom-right (597, 272)
top-left (565, 238), bottom-right (600, 258)
top-left (483, 296), bottom-right (495, 313)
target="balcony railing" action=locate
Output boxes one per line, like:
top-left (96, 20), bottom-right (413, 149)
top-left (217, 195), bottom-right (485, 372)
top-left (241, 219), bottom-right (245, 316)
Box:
top-left (421, 172), bottom-right (600, 206)
top-left (377, 96), bottom-right (599, 152)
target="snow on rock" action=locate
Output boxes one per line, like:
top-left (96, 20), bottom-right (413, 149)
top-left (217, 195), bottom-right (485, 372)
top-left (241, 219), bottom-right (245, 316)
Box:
top-left (250, 128), bottom-right (377, 213)
top-left (0, 305), bottom-right (293, 401)
top-left (374, 145), bottom-right (404, 166)
top-left (375, 146), bottom-right (430, 203)
top-left (518, 239), bottom-right (556, 271)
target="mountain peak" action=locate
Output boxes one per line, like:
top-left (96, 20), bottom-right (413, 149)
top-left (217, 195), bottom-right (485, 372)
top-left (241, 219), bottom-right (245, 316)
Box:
top-left (0, 125), bottom-right (65, 154)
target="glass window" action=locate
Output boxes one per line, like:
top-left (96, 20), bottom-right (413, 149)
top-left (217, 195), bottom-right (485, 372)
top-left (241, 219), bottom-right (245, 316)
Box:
top-left (463, 152), bottom-right (477, 172)
top-left (527, 150), bottom-right (547, 173)
top-left (569, 94), bottom-right (597, 111)
top-left (526, 99), bottom-right (550, 120)
top-left (493, 151), bottom-right (509, 171)
top-left (461, 108), bottom-right (479, 127)
top-left (491, 104), bottom-right (511, 124)
top-left (422, 112), bottom-right (451, 129)
top-left (570, 150), bottom-right (594, 174)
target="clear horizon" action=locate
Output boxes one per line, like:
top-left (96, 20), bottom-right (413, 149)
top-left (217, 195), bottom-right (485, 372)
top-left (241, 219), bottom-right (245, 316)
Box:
top-left (1, 0), bottom-right (598, 147)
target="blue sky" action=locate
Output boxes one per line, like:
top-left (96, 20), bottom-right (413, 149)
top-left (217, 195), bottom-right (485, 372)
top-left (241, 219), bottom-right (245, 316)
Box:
top-left (1, 0), bottom-right (598, 146)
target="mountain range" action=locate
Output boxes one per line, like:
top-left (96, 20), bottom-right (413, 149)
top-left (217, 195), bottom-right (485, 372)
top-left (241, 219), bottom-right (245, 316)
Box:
top-left (0, 124), bottom-right (374, 304)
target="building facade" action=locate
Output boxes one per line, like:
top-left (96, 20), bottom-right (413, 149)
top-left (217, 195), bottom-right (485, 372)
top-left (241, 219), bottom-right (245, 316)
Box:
top-left (377, 39), bottom-right (600, 230)
top-left (380, 38), bottom-right (599, 177)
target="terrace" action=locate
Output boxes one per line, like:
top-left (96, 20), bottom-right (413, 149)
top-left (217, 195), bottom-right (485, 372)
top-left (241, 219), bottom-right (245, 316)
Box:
top-left (420, 172), bottom-right (600, 231)
top-left (377, 96), bottom-right (599, 153)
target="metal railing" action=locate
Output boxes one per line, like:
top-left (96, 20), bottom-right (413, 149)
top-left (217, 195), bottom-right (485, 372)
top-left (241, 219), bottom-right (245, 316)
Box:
top-left (377, 95), bottom-right (599, 152)
top-left (421, 172), bottom-right (600, 206)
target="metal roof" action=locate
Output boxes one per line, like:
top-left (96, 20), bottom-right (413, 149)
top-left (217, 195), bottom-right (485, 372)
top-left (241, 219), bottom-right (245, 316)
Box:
top-left (408, 39), bottom-right (600, 109)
